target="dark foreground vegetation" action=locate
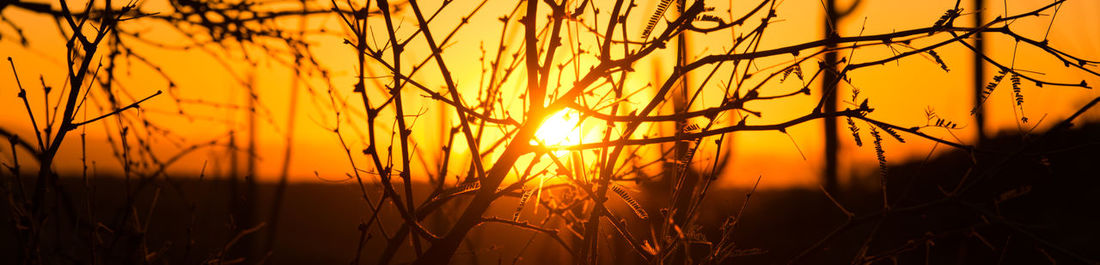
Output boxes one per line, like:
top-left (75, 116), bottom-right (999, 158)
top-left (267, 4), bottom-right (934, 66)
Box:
top-left (4, 123), bottom-right (1098, 265)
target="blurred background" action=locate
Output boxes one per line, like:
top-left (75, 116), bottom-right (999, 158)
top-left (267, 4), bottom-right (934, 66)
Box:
top-left (1, 0), bottom-right (1097, 188)
top-left (2, 0), bottom-right (1100, 264)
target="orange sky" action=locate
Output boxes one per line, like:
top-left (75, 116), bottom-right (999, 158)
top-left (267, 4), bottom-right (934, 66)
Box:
top-left (1, 0), bottom-right (1098, 188)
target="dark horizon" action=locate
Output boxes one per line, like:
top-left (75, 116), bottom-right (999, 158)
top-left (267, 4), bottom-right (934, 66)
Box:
top-left (5, 122), bottom-right (1099, 264)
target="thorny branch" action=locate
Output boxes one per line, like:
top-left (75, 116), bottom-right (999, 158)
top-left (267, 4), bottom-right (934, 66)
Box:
top-left (3, 0), bottom-right (1099, 264)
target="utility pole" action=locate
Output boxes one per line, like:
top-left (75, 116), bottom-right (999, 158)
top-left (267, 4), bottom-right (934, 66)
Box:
top-left (823, 0), bottom-right (840, 193)
top-left (973, 0), bottom-right (986, 145)
top-left (822, 0), bottom-right (861, 193)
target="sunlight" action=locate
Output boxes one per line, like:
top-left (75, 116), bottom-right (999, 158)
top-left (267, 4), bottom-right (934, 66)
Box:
top-left (4, 0), bottom-right (1099, 263)
top-left (533, 109), bottom-right (582, 147)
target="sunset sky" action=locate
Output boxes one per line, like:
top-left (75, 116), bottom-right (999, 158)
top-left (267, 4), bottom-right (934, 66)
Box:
top-left (2, 0), bottom-right (1098, 188)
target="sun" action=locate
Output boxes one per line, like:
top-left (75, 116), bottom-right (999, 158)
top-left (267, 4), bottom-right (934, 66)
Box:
top-left (533, 109), bottom-right (582, 147)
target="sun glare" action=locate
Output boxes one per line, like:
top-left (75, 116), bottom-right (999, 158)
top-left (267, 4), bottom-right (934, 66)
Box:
top-left (533, 109), bottom-right (582, 147)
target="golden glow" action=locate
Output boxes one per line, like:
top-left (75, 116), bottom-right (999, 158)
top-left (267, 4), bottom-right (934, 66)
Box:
top-left (2, 0), bottom-right (1098, 189)
top-left (533, 109), bottom-right (582, 147)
